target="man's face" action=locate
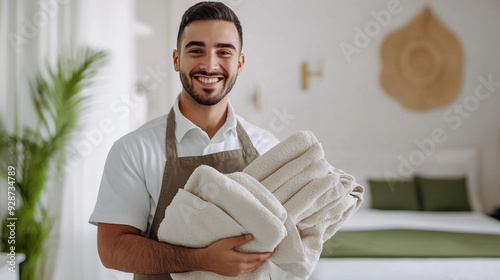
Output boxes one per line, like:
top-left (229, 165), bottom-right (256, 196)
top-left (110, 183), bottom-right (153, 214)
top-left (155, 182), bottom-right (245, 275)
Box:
top-left (174, 20), bottom-right (244, 106)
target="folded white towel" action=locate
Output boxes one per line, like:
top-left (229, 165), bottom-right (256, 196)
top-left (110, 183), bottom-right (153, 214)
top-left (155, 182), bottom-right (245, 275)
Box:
top-left (159, 189), bottom-right (246, 248)
top-left (227, 173), bottom-right (305, 265)
top-left (158, 131), bottom-right (363, 279)
top-left (241, 131), bottom-right (364, 279)
top-left (158, 165), bottom-right (304, 280)
top-left (184, 167), bottom-right (287, 254)
top-left (277, 184), bottom-right (364, 278)
top-left (295, 170), bottom-right (360, 228)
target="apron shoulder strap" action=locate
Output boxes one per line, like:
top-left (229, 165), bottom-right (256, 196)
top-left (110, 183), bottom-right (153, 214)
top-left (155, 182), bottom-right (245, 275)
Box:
top-left (165, 108), bottom-right (178, 160)
top-left (236, 120), bottom-right (259, 156)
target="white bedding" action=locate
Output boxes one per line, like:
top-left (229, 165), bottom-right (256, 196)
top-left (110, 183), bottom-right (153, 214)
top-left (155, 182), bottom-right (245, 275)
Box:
top-left (309, 210), bottom-right (500, 280)
top-left (310, 258), bottom-right (500, 280)
top-left (340, 209), bottom-right (500, 234)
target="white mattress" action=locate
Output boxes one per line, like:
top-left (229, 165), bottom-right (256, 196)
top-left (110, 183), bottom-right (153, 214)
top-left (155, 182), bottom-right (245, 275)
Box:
top-left (310, 258), bottom-right (500, 280)
top-left (309, 210), bottom-right (500, 280)
top-left (340, 209), bottom-right (500, 234)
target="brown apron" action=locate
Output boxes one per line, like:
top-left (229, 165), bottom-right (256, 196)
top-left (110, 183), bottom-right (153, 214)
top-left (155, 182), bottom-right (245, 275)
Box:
top-left (134, 108), bottom-right (259, 280)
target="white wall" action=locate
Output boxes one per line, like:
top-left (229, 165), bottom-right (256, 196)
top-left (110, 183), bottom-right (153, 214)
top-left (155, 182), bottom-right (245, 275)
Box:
top-left (135, 0), bottom-right (172, 121)
top-left (144, 0), bottom-right (500, 212)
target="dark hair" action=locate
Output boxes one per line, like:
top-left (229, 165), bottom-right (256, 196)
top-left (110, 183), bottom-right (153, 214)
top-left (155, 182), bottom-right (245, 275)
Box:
top-left (177, 1), bottom-right (243, 51)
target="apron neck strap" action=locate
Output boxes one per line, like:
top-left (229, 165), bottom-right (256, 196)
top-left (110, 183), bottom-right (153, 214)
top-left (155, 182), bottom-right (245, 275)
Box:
top-left (165, 107), bottom-right (257, 160)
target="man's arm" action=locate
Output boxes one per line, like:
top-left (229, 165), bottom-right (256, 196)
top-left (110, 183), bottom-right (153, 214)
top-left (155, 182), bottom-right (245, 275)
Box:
top-left (97, 223), bottom-right (273, 276)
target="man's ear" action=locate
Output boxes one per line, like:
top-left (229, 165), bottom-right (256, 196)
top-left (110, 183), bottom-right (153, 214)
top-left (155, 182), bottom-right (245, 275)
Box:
top-left (237, 53), bottom-right (245, 75)
top-left (173, 49), bottom-right (180, 72)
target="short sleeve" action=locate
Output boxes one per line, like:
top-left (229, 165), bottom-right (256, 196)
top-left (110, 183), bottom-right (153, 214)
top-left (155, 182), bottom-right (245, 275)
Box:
top-left (89, 138), bottom-right (151, 233)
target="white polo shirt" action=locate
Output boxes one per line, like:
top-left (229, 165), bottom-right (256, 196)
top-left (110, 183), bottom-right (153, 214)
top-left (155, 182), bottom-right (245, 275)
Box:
top-left (89, 98), bottom-right (279, 235)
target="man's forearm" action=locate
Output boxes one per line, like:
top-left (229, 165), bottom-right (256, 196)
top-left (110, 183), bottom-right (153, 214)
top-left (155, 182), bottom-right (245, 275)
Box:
top-left (97, 223), bottom-right (272, 277)
top-left (98, 224), bottom-right (204, 274)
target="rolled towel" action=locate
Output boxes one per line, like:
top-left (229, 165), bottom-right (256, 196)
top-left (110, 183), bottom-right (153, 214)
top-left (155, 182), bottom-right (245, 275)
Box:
top-left (295, 170), bottom-right (359, 227)
top-left (243, 130), bottom-right (318, 182)
top-left (284, 173), bottom-right (340, 225)
top-left (319, 185), bottom-right (364, 240)
top-left (261, 143), bottom-right (325, 193)
top-left (272, 158), bottom-right (332, 205)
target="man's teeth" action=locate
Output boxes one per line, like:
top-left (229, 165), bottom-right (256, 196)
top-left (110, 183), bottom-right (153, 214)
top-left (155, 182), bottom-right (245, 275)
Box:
top-left (197, 77), bottom-right (219, 84)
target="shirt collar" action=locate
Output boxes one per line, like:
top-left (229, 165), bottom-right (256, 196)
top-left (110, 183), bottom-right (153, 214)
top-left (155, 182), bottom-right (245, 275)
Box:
top-left (173, 95), bottom-right (238, 143)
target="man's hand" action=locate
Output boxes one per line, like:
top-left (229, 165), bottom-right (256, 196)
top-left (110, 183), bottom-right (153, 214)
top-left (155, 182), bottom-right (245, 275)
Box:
top-left (200, 234), bottom-right (273, 277)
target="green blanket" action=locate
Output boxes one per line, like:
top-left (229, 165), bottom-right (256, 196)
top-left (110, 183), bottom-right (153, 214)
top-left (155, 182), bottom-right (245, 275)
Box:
top-left (321, 229), bottom-right (500, 258)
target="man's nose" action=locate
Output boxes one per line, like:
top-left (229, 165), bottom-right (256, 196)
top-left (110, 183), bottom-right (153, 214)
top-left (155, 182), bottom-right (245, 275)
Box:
top-left (200, 52), bottom-right (220, 72)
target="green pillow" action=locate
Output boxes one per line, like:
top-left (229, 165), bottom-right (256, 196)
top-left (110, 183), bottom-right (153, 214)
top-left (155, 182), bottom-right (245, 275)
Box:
top-left (416, 176), bottom-right (471, 211)
top-left (369, 179), bottom-right (420, 210)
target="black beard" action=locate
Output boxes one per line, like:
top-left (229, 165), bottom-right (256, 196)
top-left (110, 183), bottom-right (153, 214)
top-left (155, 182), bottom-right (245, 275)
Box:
top-left (180, 70), bottom-right (237, 106)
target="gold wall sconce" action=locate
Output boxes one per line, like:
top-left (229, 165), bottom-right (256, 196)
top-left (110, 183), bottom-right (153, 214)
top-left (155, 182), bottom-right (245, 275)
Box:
top-left (301, 61), bottom-right (323, 91)
top-left (252, 86), bottom-right (262, 110)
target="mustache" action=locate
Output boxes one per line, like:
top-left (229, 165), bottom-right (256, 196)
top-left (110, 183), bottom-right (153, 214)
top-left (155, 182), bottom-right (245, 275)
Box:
top-left (190, 70), bottom-right (227, 77)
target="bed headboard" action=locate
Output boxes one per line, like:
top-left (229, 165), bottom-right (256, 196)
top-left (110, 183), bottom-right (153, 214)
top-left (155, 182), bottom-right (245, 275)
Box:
top-left (331, 147), bottom-right (481, 212)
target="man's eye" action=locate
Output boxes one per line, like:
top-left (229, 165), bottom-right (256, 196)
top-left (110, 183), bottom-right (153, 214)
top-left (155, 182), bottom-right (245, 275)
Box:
top-left (219, 51), bottom-right (231, 56)
top-left (189, 49), bottom-right (202, 54)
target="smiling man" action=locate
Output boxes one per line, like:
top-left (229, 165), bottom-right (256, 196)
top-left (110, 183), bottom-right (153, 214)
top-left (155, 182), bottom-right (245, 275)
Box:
top-left (177, 21), bottom-right (240, 105)
top-left (174, 18), bottom-right (244, 138)
top-left (89, 2), bottom-right (279, 279)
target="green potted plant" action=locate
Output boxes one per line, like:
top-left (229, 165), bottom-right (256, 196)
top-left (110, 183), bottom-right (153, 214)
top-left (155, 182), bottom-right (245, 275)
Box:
top-left (0, 47), bottom-right (108, 280)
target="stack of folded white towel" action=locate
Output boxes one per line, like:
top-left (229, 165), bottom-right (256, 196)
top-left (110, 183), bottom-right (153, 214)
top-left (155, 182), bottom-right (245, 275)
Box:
top-left (157, 131), bottom-right (364, 279)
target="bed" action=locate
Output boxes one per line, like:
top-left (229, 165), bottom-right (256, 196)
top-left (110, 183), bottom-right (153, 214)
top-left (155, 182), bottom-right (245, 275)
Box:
top-left (309, 147), bottom-right (500, 280)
